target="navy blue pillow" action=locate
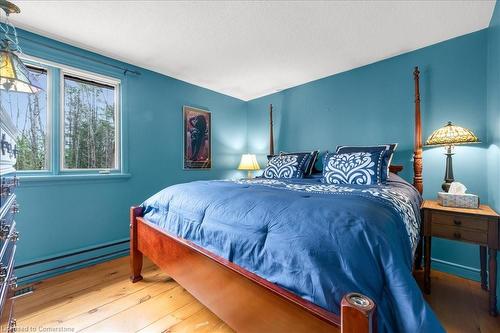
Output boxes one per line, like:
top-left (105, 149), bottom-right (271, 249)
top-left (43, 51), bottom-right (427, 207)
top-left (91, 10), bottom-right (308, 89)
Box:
top-left (305, 151), bottom-right (319, 175)
top-left (268, 151), bottom-right (318, 176)
top-left (335, 144), bottom-right (397, 183)
top-left (310, 151), bottom-right (327, 174)
top-left (322, 150), bottom-right (386, 185)
top-left (263, 153), bottom-right (312, 179)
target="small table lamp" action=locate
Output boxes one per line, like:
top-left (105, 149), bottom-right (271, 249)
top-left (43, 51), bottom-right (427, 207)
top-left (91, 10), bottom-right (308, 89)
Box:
top-left (238, 154), bottom-right (260, 178)
top-left (425, 121), bottom-right (480, 192)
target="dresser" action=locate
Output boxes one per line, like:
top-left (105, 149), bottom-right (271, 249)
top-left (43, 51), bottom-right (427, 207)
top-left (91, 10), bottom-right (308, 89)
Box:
top-left (0, 107), bottom-right (20, 332)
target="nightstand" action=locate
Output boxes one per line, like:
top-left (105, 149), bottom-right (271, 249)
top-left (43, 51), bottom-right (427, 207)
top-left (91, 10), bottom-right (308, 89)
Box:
top-left (421, 200), bottom-right (499, 316)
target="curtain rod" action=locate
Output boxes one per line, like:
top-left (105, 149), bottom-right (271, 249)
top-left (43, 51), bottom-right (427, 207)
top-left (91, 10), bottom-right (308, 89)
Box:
top-left (18, 35), bottom-right (141, 76)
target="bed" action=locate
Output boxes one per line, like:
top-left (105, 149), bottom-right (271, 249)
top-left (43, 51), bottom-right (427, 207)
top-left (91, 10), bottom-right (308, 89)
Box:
top-left (130, 68), bottom-right (442, 332)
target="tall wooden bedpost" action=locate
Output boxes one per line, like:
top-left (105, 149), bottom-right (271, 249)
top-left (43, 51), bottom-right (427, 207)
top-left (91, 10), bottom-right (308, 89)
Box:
top-left (130, 206), bottom-right (144, 283)
top-left (413, 67), bottom-right (423, 195)
top-left (269, 104), bottom-right (274, 156)
top-left (413, 67), bottom-right (424, 271)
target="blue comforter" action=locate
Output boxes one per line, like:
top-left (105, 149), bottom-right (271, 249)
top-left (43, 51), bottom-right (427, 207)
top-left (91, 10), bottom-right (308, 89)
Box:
top-left (142, 175), bottom-right (443, 332)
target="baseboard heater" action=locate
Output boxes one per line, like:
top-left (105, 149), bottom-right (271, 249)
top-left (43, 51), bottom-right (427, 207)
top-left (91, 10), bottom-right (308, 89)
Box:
top-left (15, 239), bottom-right (129, 283)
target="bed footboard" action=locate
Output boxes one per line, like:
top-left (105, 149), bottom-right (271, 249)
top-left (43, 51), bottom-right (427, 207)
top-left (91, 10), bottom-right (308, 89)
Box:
top-left (130, 206), bottom-right (377, 333)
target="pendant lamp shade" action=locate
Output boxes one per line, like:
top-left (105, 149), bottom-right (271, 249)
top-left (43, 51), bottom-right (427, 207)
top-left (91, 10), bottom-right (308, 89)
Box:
top-left (0, 0), bottom-right (42, 94)
top-left (0, 41), bottom-right (41, 93)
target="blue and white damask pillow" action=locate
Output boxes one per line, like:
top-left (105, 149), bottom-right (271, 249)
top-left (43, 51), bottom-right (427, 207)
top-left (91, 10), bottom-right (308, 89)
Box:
top-left (336, 144), bottom-right (397, 183)
top-left (263, 153), bottom-right (311, 179)
top-left (322, 151), bottom-right (386, 185)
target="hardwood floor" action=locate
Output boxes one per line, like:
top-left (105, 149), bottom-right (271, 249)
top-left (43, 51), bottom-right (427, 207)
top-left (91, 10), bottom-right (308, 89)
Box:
top-left (415, 270), bottom-right (500, 333)
top-left (15, 256), bottom-right (500, 333)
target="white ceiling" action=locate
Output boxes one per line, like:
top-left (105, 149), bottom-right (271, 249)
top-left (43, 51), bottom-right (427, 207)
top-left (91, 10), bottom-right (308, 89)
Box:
top-left (10, 0), bottom-right (496, 101)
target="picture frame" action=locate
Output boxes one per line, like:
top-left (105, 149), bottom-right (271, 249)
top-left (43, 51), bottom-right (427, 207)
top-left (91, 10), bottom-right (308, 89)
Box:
top-left (183, 106), bottom-right (211, 169)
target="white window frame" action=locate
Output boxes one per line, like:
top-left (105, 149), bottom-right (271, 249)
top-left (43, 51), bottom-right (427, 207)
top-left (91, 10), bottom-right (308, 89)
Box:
top-left (11, 61), bottom-right (52, 173)
top-left (14, 54), bottom-right (126, 179)
top-left (60, 68), bottom-right (121, 173)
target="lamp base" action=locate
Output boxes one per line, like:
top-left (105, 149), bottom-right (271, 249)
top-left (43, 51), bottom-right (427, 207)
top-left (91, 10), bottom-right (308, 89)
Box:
top-left (442, 181), bottom-right (452, 192)
top-left (442, 146), bottom-right (455, 193)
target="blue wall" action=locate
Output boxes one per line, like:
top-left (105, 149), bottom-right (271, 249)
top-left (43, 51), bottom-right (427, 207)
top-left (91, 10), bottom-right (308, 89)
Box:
top-left (487, 0), bottom-right (500, 308)
top-left (12, 29), bottom-right (247, 281)
top-left (247, 30), bottom-right (489, 281)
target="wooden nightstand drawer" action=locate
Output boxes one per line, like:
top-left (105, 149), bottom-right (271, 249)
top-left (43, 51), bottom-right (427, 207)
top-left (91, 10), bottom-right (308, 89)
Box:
top-left (432, 224), bottom-right (487, 244)
top-left (432, 211), bottom-right (488, 231)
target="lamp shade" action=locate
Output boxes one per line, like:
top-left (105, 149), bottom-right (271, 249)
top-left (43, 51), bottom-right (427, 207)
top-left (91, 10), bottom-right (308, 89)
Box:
top-left (425, 121), bottom-right (480, 146)
top-left (0, 41), bottom-right (42, 94)
top-left (238, 154), bottom-right (260, 171)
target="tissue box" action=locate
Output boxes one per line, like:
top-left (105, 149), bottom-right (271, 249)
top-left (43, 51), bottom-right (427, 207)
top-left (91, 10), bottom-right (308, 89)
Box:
top-left (437, 192), bottom-right (480, 209)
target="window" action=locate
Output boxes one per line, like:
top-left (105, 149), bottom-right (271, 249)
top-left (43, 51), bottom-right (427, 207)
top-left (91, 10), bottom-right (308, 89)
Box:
top-left (0, 57), bottom-right (122, 176)
top-left (0, 65), bottom-right (49, 171)
top-left (62, 73), bottom-right (119, 170)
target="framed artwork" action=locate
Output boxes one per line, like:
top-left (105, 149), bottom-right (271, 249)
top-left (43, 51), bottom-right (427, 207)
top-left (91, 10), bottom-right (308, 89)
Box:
top-left (183, 106), bottom-right (211, 169)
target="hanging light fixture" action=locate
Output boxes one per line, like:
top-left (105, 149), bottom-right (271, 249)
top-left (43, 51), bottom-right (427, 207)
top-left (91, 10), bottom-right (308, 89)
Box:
top-left (0, 0), bottom-right (42, 94)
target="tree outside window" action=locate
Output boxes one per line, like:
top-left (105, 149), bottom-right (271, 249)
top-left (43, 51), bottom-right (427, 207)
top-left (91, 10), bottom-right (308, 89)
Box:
top-left (63, 75), bottom-right (117, 170)
top-left (0, 61), bottom-right (121, 174)
top-left (0, 66), bottom-right (48, 171)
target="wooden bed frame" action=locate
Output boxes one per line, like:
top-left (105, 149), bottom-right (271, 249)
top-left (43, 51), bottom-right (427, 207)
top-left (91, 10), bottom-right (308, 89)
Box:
top-left (130, 67), bottom-right (424, 333)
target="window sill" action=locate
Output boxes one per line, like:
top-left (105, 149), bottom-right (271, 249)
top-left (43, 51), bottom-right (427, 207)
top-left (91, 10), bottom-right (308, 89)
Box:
top-left (18, 173), bottom-right (132, 187)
